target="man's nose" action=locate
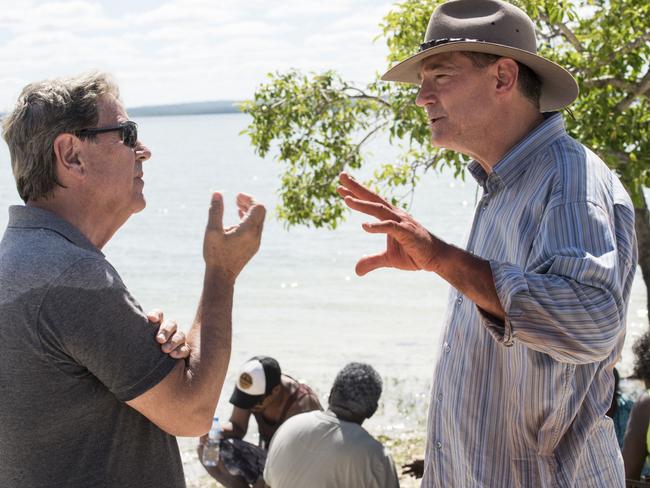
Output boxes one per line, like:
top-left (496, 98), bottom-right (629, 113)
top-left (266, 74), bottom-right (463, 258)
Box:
top-left (134, 141), bottom-right (152, 161)
top-left (415, 81), bottom-right (436, 108)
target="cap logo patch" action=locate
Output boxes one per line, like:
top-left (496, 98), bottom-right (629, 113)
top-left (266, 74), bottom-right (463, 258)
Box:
top-left (239, 372), bottom-right (253, 390)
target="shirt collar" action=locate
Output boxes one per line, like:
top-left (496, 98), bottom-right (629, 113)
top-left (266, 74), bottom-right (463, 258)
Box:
top-left (468, 112), bottom-right (566, 192)
top-left (7, 205), bottom-right (103, 256)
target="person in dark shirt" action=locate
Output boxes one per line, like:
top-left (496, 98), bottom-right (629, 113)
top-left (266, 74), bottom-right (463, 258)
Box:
top-left (199, 356), bottom-right (322, 487)
top-left (0, 71), bottom-right (265, 488)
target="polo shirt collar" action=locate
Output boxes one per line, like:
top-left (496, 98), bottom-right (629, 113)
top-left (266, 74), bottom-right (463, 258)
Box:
top-left (7, 205), bottom-right (104, 256)
top-left (468, 112), bottom-right (566, 192)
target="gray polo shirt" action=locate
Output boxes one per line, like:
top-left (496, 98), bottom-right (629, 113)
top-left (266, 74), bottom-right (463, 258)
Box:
top-left (0, 206), bottom-right (185, 488)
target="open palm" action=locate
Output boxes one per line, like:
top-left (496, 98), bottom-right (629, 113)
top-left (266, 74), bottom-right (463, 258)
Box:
top-left (337, 172), bottom-right (438, 276)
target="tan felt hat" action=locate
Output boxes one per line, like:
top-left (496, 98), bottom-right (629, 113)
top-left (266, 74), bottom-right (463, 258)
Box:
top-left (381, 0), bottom-right (579, 112)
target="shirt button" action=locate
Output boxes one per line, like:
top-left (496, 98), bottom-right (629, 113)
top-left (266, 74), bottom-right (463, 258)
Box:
top-left (456, 296), bottom-right (463, 305)
top-left (435, 441), bottom-right (443, 450)
top-left (443, 342), bottom-right (451, 353)
top-left (437, 393), bottom-right (443, 402)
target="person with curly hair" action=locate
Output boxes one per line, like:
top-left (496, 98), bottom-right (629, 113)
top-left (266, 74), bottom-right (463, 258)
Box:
top-left (623, 332), bottom-right (650, 479)
top-left (263, 363), bottom-right (399, 488)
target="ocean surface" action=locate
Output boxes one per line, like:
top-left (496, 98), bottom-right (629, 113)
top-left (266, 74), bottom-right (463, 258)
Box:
top-left (1, 113), bottom-right (648, 475)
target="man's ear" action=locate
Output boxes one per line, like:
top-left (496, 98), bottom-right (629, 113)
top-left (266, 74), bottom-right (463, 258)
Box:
top-left (493, 58), bottom-right (519, 94)
top-left (53, 133), bottom-right (85, 179)
top-left (271, 384), bottom-right (282, 396)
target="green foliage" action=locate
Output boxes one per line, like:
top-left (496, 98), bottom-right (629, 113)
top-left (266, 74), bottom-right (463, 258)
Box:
top-left (241, 70), bottom-right (386, 228)
top-left (516, 0), bottom-right (650, 204)
top-left (242, 0), bottom-right (649, 226)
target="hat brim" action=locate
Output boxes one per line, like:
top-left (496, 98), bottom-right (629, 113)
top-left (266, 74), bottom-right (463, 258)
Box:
top-left (381, 41), bottom-right (578, 112)
top-left (230, 387), bottom-right (264, 410)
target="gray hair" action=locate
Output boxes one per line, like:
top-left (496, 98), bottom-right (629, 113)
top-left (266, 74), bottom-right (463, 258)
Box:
top-left (1, 71), bottom-right (120, 202)
top-left (328, 362), bottom-right (383, 421)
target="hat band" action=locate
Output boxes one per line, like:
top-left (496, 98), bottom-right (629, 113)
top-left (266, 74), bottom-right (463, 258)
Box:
top-left (418, 37), bottom-right (484, 52)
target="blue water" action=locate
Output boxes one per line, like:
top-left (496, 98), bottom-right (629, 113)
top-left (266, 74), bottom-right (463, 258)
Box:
top-left (1, 114), bottom-right (647, 471)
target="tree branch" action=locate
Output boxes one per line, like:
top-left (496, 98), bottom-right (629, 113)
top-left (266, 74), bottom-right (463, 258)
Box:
top-left (535, 27), bottom-right (562, 43)
top-left (615, 69), bottom-right (650, 112)
top-left (344, 85), bottom-right (392, 108)
top-left (582, 77), bottom-right (638, 92)
top-left (539, 14), bottom-right (584, 53)
top-left (613, 32), bottom-right (650, 59)
top-left (355, 121), bottom-right (390, 149)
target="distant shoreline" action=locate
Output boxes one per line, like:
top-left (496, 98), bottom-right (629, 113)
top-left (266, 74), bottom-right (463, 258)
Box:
top-left (128, 101), bottom-right (242, 117)
top-left (1, 101), bottom-right (243, 119)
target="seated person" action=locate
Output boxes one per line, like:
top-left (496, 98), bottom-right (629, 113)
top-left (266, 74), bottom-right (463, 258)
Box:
top-left (623, 332), bottom-right (650, 479)
top-left (263, 362), bottom-right (400, 488)
top-left (199, 356), bottom-right (322, 488)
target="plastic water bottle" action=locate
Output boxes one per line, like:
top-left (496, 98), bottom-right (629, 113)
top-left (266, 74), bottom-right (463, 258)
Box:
top-left (202, 417), bottom-right (222, 467)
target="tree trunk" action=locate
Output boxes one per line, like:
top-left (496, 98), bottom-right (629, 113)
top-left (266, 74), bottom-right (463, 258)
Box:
top-left (635, 189), bottom-right (650, 329)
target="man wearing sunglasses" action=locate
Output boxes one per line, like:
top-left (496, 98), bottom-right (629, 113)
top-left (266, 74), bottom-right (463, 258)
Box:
top-left (0, 71), bottom-right (266, 488)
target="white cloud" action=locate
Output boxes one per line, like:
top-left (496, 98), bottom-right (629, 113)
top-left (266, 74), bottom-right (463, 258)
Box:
top-left (0, 0), bottom-right (395, 108)
top-left (0, 1), bottom-right (120, 34)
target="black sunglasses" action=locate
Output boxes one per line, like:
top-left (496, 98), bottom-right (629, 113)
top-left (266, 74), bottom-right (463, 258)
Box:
top-left (76, 121), bottom-right (138, 148)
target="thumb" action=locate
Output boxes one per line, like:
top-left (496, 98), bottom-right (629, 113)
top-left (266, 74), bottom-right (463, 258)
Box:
top-left (355, 253), bottom-right (387, 276)
top-left (206, 192), bottom-right (224, 232)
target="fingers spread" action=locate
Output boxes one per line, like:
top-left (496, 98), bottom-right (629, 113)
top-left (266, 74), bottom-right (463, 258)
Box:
top-left (338, 172), bottom-right (389, 206)
top-left (355, 252), bottom-right (388, 276)
top-left (362, 220), bottom-right (403, 236)
top-left (336, 186), bottom-right (355, 199)
top-left (206, 192), bottom-right (224, 232)
top-left (345, 196), bottom-right (399, 222)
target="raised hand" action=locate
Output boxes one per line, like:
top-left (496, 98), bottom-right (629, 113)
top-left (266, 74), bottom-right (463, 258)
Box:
top-left (337, 172), bottom-right (440, 276)
top-left (203, 192), bottom-right (266, 282)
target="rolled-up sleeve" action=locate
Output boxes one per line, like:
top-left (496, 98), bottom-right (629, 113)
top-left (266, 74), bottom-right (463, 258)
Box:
top-left (480, 200), bottom-right (636, 364)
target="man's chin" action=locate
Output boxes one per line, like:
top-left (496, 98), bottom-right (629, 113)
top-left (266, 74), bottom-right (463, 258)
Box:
top-left (429, 133), bottom-right (449, 150)
top-left (132, 196), bottom-right (146, 214)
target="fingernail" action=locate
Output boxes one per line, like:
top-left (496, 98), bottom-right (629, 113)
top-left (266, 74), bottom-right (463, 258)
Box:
top-left (157, 333), bottom-right (165, 341)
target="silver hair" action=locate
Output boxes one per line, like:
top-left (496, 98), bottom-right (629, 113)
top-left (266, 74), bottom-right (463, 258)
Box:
top-left (2, 71), bottom-right (120, 202)
top-left (328, 362), bottom-right (383, 420)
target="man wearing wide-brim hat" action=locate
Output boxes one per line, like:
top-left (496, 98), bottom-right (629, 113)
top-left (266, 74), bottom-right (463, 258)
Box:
top-left (338, 1), bottom-right (637, 487)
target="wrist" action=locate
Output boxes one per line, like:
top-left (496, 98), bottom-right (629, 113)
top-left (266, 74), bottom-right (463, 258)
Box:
top-left (204, 266), bottom-right (237, 287)
top-left (422, 233), bottom-right (447, 273)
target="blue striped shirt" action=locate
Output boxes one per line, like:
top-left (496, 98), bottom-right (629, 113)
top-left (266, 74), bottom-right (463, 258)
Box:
top-left (422, 113), bottom-right (638, 488)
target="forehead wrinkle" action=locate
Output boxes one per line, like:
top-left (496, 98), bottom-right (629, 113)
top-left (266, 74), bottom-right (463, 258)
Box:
top-left (418, 53), bottom-right (462, 80)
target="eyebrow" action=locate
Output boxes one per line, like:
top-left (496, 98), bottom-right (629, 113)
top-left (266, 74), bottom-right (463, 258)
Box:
top-left (421, 61), bottom-right (456, 72)
top-left (418, 61), bottom-right (457, 82)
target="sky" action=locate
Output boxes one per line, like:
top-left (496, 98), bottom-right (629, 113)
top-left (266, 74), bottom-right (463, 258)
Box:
top-left (0, 0), bottom-right (394, 110)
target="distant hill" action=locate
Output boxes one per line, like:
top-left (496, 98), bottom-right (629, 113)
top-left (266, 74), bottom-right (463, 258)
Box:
top-left (128, 101), bottom-right (242, 117)
top-left (0, 101), bottom-right (243, 119)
